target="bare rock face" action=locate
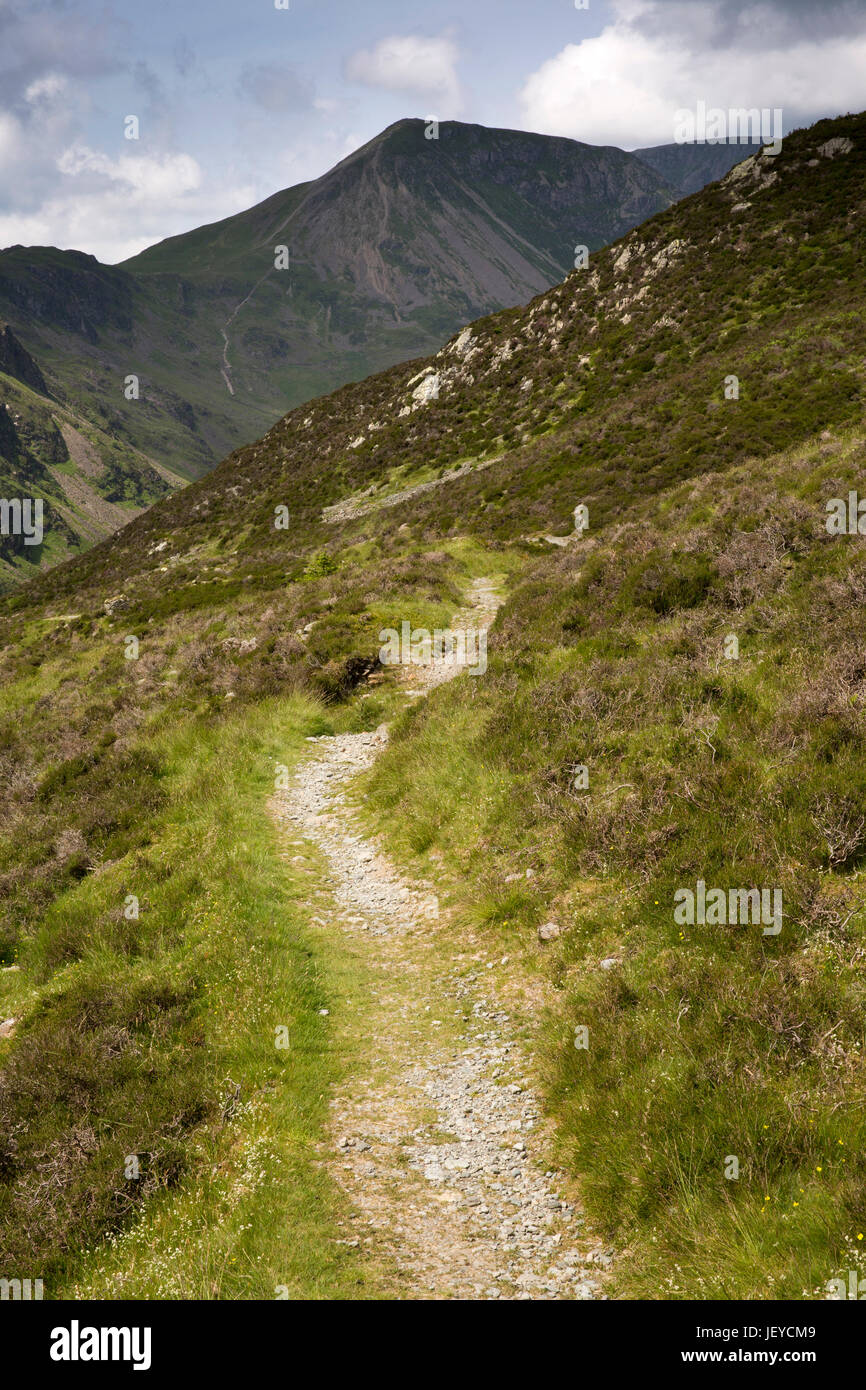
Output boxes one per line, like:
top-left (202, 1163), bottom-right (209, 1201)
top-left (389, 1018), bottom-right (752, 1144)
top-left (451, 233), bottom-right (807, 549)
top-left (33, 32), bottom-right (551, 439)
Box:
top-left (0, 323), bottom-right (48, 395)
top-left (537, 922), bottom-right (561, 943)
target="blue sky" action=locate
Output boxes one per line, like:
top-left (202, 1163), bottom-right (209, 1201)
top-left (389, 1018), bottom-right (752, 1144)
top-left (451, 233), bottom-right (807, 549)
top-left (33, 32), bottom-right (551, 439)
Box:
top-left (1, 0), bottom-right (864, 262)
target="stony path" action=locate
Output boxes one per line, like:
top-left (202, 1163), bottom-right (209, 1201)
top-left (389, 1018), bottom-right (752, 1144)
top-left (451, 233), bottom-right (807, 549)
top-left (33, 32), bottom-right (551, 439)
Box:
top-left (270, 579), bottom-right (611, 1299)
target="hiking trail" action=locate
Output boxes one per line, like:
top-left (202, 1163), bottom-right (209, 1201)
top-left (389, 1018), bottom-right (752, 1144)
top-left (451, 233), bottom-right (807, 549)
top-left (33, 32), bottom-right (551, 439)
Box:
top-left (270, 578), bottom-right (612, 1299)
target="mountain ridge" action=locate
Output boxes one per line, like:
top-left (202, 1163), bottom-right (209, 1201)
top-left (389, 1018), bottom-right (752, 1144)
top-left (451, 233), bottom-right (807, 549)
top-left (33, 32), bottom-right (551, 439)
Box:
top-left (33, 111), bottom-right (860, 601)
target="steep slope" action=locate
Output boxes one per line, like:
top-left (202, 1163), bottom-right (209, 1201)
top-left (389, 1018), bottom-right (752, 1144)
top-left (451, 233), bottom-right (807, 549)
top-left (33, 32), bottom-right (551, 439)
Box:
top-left (0, 245), bottom-right (251, 485)
top-left (0, 120), bottom-right (676, 500)
top-left (1, 110), bottom-right (864, 1301)
top-left (0, 325), bottom-right (181, 588)
top-left (0, 322), bottom-right (48, 393)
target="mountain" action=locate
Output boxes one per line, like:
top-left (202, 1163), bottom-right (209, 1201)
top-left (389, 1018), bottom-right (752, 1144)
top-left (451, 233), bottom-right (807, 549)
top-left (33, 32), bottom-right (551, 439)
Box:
top-left (0, 242), bottom-right (255, 486)
top-left (0, 324), bottom-right (182, 586)
top-left (3, 110), bottom-right (863, 1302)
top-left (27, 113), bottom-right (860, 594)
top-left (0, 120), bottom-right (677, 502)
top-left (123, 117), bottom-right (680, 422)
top-left (633, 138), bottom-right (765, 194)
top-left (124, 118), bottom-right (679, 353)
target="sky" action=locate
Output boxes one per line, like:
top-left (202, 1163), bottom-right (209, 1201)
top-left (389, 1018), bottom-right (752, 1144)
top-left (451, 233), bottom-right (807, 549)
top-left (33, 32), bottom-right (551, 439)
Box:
top-left (0, 0), bottom-right (864, 263)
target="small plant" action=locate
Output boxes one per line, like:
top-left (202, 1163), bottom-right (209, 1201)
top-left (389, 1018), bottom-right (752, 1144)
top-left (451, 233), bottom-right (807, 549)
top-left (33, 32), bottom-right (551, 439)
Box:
top-left (303, 550), bottom-right (339, 579)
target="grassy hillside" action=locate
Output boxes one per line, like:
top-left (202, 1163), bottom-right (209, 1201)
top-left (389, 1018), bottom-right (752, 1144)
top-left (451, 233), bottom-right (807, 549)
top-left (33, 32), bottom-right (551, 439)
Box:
top-left (0, 327), bottom-right (182, 590)
top-left (0, 246), bottom-right (250, 483)
top-left (1, 110), bottom-right (864, 1299)
top-left (363, 429), bottom-right (866, 1298)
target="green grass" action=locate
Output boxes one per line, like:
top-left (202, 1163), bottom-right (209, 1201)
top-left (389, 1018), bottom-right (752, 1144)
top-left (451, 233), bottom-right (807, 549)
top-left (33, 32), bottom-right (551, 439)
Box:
top-left (359, 429), bottom-right (866, 1300)
top-left (1, 694), bottom-right (395, 1299)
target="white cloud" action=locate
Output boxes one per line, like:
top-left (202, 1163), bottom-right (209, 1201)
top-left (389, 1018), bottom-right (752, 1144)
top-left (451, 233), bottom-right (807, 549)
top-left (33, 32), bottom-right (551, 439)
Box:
top-left (519, 0), bottom-right (866, 148)
top-left (345, 34), bottom-right (463, 115)
top-left (0, 144), bottom-right (257, 263)
top-left (56, 144), bottom-right (203, 201)
top-left (0, 3), bottom-right (230, 261)
top-left (0, 189), bottom-right (258, 264)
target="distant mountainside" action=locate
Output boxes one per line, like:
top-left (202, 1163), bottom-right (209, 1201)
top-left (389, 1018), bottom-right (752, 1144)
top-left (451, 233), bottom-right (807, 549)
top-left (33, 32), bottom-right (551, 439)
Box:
top-left (0, 323), bottom-right (182, 585)
top-left (633, 138), bottom-right (765, 195)
top-left (0, 120), bottom-right (677, 498)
